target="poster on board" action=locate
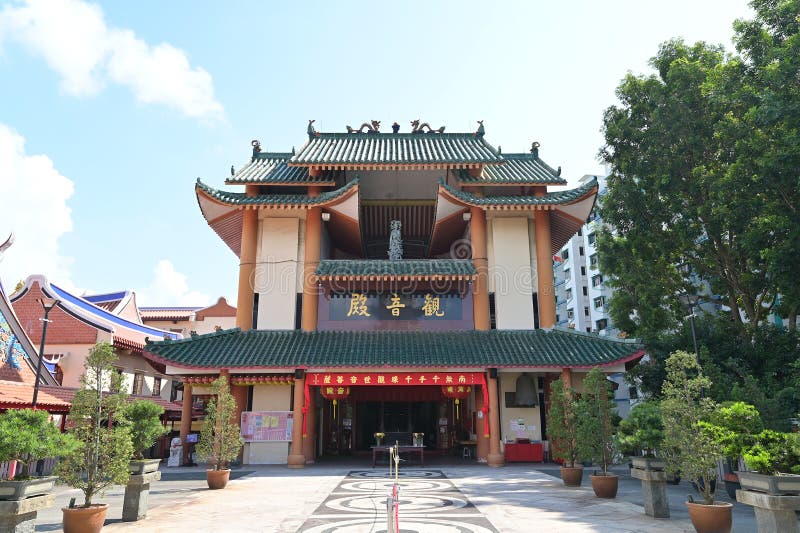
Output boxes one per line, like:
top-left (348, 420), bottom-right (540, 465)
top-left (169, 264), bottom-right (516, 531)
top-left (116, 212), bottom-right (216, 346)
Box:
top-left (240, 411), bottom-right (294, 442)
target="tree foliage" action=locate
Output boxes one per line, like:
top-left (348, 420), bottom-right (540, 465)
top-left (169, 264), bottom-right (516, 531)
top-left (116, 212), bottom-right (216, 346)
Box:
top-left (546, 378), bottom-right (579, 468)
top-left (599, 1), bottom-right (800, 339)
top-left (616, 400), bottom-right (664, 457)
top-left (195, 376), bottom-right (243, 471)
top-left (661, 351), bottom-right (724, 505)
top-left (55, 342), bottom-right (133, 507)
top-left (124, 400), bottom-right (166, 460)
top-left (575, 368), bottom-right (618, 475)
top-left (0, 409), bottom-right (76, 478)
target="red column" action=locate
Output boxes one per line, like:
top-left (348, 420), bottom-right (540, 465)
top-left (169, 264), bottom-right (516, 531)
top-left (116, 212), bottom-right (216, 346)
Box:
top-left (302, 187), bottom-right (322, 332)
top-left (487, 373), bottom-right (504, 467)
top-left (302, 386), bottom-right (316, 463)
top-left (180, 383), bottom-right (193, 465)
top-left (535, 206), bottom-right (556, 328)
top-left (471, 205), bottom-right (490, 331)
top-left (287, 376), bottom-right (306, 468)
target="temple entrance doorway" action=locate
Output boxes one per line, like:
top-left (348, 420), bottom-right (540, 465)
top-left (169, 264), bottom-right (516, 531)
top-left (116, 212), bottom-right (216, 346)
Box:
top-left (356, 400), bottom-right (438, 450)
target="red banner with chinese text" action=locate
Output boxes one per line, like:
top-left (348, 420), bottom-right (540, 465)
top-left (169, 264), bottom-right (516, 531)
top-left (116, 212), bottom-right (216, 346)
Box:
top-left (307, 372), bottom-right (484, 388)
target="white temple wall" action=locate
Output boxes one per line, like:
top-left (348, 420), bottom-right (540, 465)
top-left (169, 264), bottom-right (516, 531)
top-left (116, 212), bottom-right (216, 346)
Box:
top-left (489, 217), bottom-right (535, 329)
top-left (255, 217), bottom-right (299, 330)
top-left (244, 385), bottom-right (293, 464)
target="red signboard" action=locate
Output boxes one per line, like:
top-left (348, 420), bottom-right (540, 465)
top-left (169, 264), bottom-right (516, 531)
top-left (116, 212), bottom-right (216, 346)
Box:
top-left (307, 372), bottom-right (484, 388)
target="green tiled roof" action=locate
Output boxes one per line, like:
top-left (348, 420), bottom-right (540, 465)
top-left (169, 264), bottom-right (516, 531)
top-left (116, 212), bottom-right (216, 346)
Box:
top-left (226, 153), bottom-right (336, 184)
top-left (459, 153), bottom-right (568, 185)
top-left (316, 259), bottom-right (476, 278)
top-left (441, 177), bottom-right (598, 207)
top-left (144, 328), bottom-right (643, 369)
top-left (196, 178), bottom-right (358, 206)
top-left (290, 133), bottom-right (502, 166)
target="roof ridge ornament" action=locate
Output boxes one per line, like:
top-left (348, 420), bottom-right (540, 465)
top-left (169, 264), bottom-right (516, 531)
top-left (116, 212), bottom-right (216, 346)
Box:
top-left (346, 120), bottom-right (380, 134)
top-left (0, 232), bottom-right (13, 262)
top-left (411, 120), bottom-right (445, 134)
top-left (251, 139), bottom-right (261, 161)
top-left (474, 120), bottom-right (485, 138)
top-left (530, 141), bottom-right (540, 159)
top-left (307, 119), bottom-right (319, 139)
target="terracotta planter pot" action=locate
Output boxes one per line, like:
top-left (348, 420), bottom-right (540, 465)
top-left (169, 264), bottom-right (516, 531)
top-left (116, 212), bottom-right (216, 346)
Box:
top-left (62, 504), bottom-right (108, 533)
top-left (206, 468), bottom-right (231, 490)
top-left (560, 466), bottom-right (583, 487)
top-left (590, 474), bottom-right (619, 498)
top-left (685, 501), bottom-right (732, 533)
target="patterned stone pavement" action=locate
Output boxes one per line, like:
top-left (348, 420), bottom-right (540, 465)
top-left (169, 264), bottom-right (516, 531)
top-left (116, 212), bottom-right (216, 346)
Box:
top-left (298, 469), bottom-right (498, 533)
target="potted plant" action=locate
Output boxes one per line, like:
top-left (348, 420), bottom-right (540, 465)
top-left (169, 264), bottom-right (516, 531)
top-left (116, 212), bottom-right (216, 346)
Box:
top-left (737, 429), bottom-right (800, 495)
top-left (576, 368), bottom-right (619, 498)
top-left (55, 342), bottom-right (134, 533)
top-left (661, 350), bottom-right (730, 533)
top-left (707, 402), bottom-right (763, 499)
top-left (0, 409), bottom-right (76, 500)
top-left (124, 400), bottom-right (167, 474)
top-left (195, 375), bottom-right (243, 490)
top-left (617, 400), bottom-right (666, 471)
top-left (547, 378), bottom-right (582, 486)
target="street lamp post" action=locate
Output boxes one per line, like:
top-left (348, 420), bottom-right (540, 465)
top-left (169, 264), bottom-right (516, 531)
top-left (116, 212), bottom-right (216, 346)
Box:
top-left (679, 293), bottom-right (700, 359)
top-left (32, 297), bottom-right (60, 408)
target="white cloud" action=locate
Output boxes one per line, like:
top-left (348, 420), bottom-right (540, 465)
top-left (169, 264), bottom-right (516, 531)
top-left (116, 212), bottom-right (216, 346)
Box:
top-left (136, 259), bottom-right (211, 307)
top-left (0, 123), bottom-right (76, 291)
top-left (0, 0), bottom-right (223, 120)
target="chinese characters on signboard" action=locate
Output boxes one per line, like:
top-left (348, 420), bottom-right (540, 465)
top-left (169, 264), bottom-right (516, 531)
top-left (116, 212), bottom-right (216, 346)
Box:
top-left (309, 372), bottom-right (484, 387)
top-left (335, 292), bottom-right (463, 321)
top-left (240, 411), bottom-right (294, 442)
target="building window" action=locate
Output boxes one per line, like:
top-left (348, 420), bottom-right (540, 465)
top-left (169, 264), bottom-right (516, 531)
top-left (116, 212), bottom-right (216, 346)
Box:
top-left (580, 266), bottom-right (586, 276)
top-left (596, 318), bottom-right (608, 331)
top-left (582, 286), bottom-right (588, 296)
top-left (579, 246), bottom-right (584, 256)
top-left (589, 254), bottom-right (599, 269)
top-left (588, 232), bottom-right (596, 245)
top-left (564, 268), bottom-right (570, 279)
top-left (586, 327), bottom-right (591, 333)
top-left (565, 288), bottom-right (572, 301)
top-left (594, 296), bottom-right (606, 309)
top-left (584, 306), bottom-right (589, 317)
top-left (562, 249), bottom-right (569, 261)
top-left (592, 274), bottom-right (603, 287)
top-left (152, 376), bottom-right (162, 396)
top-left (567, 308), bottom-right (575, 319)
top-left (578, 228), bottom-right (583, 237)
top-left (132, 372), bottom-right (144, 395)
top-left (629, 386), bottom-right (639, 400)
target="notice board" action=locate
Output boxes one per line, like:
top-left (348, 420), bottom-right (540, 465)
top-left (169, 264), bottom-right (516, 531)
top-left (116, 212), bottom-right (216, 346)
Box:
top-left (240, 411), bottom-right (293, 442)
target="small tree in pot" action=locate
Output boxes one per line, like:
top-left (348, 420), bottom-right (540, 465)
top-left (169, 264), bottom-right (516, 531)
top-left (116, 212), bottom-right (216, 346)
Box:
top-left (195, 376), bottom-right (243, 490)
top-left (576, 368), bottom-right (619, 498)
top-left (124, 400), bottom-right (167, 474)
top-left (56, 342), bottom-right (134, 533)
top-left (661, 351), bottom-right (730, 533)
top-left (738, 429), bottom-right (800, 495)
top-left (548, 378), bottom-right (582, 486)
top-left (617, 400), bottom-right (664, 460)
top-left (707, 402), bottom-right (763, 498)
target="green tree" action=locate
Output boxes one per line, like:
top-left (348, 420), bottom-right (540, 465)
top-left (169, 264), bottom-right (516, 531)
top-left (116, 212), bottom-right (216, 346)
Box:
top-left (546, 378), bottom-right (579, 468)
top-left (661, 351), bottom-right (724, 505)
top-left (124, 400), bottom-right (166, 460)
top-left (576, 368), bottom-right (618, 475)
top-left (616, 400), bottom-right (664, 457)
top-left (195, 376), bottom-right (243, 471)
top-left (55, 343), bottom-right (134, 507)
top-left (0, 409), bottom-right (76, 478)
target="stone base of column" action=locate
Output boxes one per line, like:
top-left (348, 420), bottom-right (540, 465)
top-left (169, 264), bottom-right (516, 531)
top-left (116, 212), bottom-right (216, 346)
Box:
top-left (287, 454), bottom-right (306, 469)
top-left (487, 453), bottom-right (505, 468)
top-left (122, 471), bottom-right (161, 522)
top-left (631, 467), bottom-right (670, 518)
top-left (0, 493), bottom-right (55, 533)
top-left (736, 490), bottom-right (800, 533)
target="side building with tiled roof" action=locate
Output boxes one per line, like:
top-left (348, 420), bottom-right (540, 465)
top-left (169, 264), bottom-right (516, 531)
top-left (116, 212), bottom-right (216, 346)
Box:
top-left (145, 120), bottom-right (645, 468)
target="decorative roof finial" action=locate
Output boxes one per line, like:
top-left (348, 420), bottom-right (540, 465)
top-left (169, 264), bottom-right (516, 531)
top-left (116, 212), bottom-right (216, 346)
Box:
top-left (291, 146), bottom-right (296, 155)
top-left (411, 120), bottom-right (445, 134)
top-left (230, 165), bottom-right (235, 176)
top-left (0, 233), bottom-right (14, 262)
top-left (474, 120), bottom-right (485, 138)
top-left (557, 166), bottom-right (562, 177)
top-left (530, 141), bottom-right (540, 159)
top-left (346, 120), bottom-right (381, 134)
top-left (498, 146), bottom-right (502, 154)
top-left (307, 119), bottom-right (319, 139)
top-left (251, 139), bottom-right (261, 162)
top-left (392, 122), bottom-right (400, 134)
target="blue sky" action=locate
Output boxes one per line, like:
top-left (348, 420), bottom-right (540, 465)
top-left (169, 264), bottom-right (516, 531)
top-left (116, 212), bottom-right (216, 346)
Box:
top-left (0, 0), bottom-right (753, 306)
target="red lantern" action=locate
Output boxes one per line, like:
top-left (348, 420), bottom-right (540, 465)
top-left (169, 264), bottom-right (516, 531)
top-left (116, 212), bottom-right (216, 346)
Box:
top-left (441, 385), bottom-right (471, 419)
top-left (320, 386), bottom-right (350, 419)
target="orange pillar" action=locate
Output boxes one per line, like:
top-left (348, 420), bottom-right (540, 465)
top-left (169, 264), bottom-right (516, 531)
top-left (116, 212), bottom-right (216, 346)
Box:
top-left (302, 187), bottom-right (322, 332)
top-left (302, 387), bottom-right (316, 463)
top-left (476, 386), bottom-right (489, 462)
top-left (535, 207), bottom-right (556, 329)
top-left (180, 382), bottom-right (193, 465)
top-left (470, 205), bottom-right (490, 331)
top-left (287, 375), bottom-right (306, 468)
top-left (561, 367), bottom-right (572, 390)
top-left (236, 185), bottom-right (259, 330)
top-left (487, 372), bottom-right (504, 467)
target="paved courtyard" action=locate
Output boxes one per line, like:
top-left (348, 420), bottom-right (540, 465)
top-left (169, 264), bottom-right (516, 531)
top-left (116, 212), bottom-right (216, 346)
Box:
top-left (34, 462), bottom-right (765, 532)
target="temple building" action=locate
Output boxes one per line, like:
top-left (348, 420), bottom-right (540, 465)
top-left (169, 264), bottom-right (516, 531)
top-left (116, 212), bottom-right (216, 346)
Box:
top-left (144, 120), bottom-right (644, 467)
